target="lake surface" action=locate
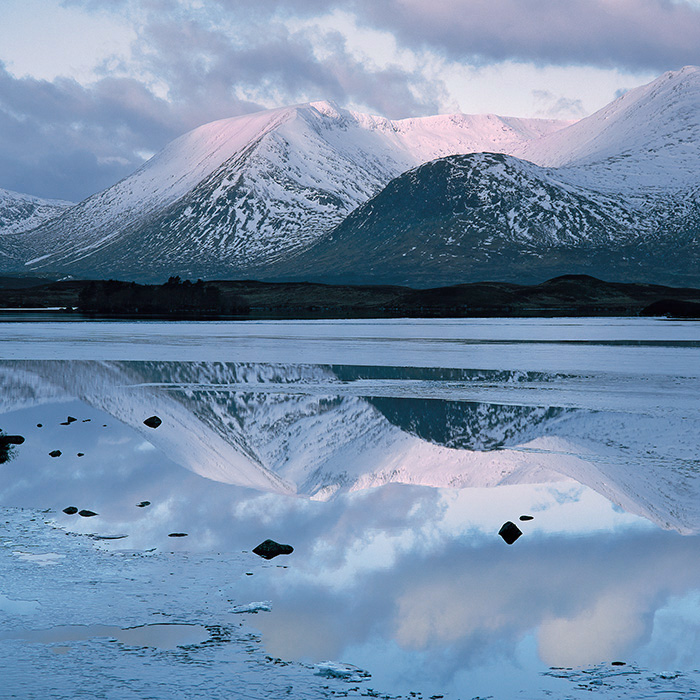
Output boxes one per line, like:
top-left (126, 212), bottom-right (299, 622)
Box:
top-left (1, 318), bottom-right (700, 699)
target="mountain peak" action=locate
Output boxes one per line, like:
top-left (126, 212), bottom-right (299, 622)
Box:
top-left (0, 187), bottom-right (73, 235)
top-left (7, 67), bottom-right (699, 285)
top-left (307, 100), bottom-right (344, 117)
top-left (13, 101), bottom-right (567, 280)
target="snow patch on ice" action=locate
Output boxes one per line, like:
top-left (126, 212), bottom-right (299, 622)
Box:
top-left (232, 601), bottom-right (272, 614)
top-left (12, 551), bottom-right (66, 566)
top-left (314, 661), bottom-right (371, 681)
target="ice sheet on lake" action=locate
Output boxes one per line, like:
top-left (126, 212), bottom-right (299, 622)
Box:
top-left (0, 507), bottom-right (377, 700)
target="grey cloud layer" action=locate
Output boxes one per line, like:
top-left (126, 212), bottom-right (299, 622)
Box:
top-left (67, 0), bottom-right (700, 71)
top-left (254, 528), bottom-right (700, 679)
top-left (0, 64), bottom-right (193, 201)
top-left (353, 0), bottom-right (700, 71)
top-left (136, 14), bottom-right (440, 120)
top-left (205, 0), bottom-right (700, 71)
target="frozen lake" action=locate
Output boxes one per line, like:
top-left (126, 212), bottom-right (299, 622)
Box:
top-left (1, 317), bottom-right (700, 699)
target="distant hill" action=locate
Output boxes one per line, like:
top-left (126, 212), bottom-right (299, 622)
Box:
top-left (1, 274), bottom-right (699, 318)
top-left (0, 187), bottom-right (72, 235)
top-left (279, 151), bottom-right (700, 287)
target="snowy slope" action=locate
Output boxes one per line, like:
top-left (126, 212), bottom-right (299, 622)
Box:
top-left (13, 103), bottom-right (567, 280)
top-left (515, 66), bottom-right (700, 193)
top-left (277, 66), bottom-right (700, 287)
top-left (0, 187), bottom-right (72, 234)
top-left (0, 360), bottom-right (293, 493)
top-left (0, 360), bottom-right (567, 496)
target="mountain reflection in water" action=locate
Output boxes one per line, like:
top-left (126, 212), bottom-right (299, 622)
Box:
top-left (0, 360), bottom-right (699, 532)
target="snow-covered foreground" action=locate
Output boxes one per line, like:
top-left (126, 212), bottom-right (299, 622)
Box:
top-left (4, 499), bottom-right (700, 700)
top-left (0, 507), bottom-right (379, 699)
top-left (1, 318), bottom-right (700, 699)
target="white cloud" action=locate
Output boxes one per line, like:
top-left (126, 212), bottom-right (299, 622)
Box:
top-left (0, 0), bottom-right (134, 83)
top-left (538, 591), bottom-right (650, 666)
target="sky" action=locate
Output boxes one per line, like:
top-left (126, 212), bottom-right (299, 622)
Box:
top-left (1, 0), bottom-right (700, 202)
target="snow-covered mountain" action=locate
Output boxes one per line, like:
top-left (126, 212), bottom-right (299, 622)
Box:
top-left (2, 67), bottom-right (699, 284)
top-left (0, 188), bottom-right (73, 271)
top-left (0, 187), bottom-right (72, 234)
top-left (515, 65), bottom-right (700, 194)
top-left (0, 360), bottom-right (567, 496)
top-left (6, 104), bottom-right (566, 280)
top-left (278, 68), bottom-right (700, 286)
top-left (278, 152), bottom-right (663, 286)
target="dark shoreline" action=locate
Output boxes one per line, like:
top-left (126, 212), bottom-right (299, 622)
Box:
top-left (1, 274), bottom-right (700, 319)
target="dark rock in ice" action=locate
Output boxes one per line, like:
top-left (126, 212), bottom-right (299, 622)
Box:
top-left (0, 435), bottom-right (23, 464)
top-left (498, 521), bottom-right (522, 545)
top-left (77, 453), bottom-right (84, 457)
top-left (36, 423), bottom-right (43, 428)
top-left (611, 661), bottom-right (626, 666)
top-left (66, 416), bottom-right (77, 423)
top-left (143, 416), bottom-right (162, 429)
top-left (519, 515), bottom-right (534, 521)
top-left (78, 509), bottom-right (98, 517)
top-left (168, 532), bottom-right (188, 537)
top-left (252, 539), bottom-right (294, 559)
top-left (49, 450), bottom-right (62, 458)
top-left (0, 435), bottom-right (25, 445)
top-left (62, 506), bottom-right (78, 515)
top-left (82, 419), bottom-right (91, 422)
top-left (136, 501), bottom-right (151, 508)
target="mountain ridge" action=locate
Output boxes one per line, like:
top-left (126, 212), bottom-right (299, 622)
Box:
top-left (272, 152), bottom-right (685, 286)
top-left (1, 67), bottom-right (699, 284)
top-left (515, 65), bottom-right (700, 193)
top-left (0, 187), bottom-right (73, 236)
top-left (4, 102), bottom-right (568, 280)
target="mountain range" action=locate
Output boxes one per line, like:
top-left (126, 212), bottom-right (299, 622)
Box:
top-left (1, 67), bottom-right (699, 285)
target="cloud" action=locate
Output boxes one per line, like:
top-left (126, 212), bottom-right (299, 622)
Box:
top-left (532, 89), bottom-right (587, 119)
top-left (133, 10), bottom-right (444, 119)
top-left (355, 0), bottom-right (700, 72)
top-left (9, 0), bottom-right (698, 200)
top-left (246, 526), bottom-right (700, 696)
top-left (0, 63), bottom-right (191, 201)
top-left (538, 591), bottom-right (650, 666)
